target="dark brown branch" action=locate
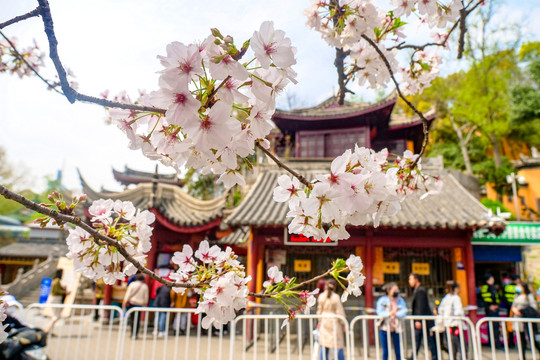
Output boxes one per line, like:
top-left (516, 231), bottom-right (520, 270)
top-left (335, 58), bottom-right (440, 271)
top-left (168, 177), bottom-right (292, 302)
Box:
top-left (256, 142), bottom-right (312, 189)
top-left (0, 29), bottom-right (63, 95)
top-left (35, 0), bottom-right (166, 114)
top-left (0, 7), bottom-right (41, 29)
top-left (361, 34), bottom-right (430, 161)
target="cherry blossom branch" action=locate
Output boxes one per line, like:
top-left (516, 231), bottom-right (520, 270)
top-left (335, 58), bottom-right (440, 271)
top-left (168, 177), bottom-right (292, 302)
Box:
top-left (0, 183), bottom-right (183, 287)
top-left (0, 7), bottom-right (41, 29)
top-left (0, 29), bottom-right (63, 95)
top-left (385, 0), bottom-right (483, 54)
top-left (361, 34), bottom-right (430, 161)
top-left (255, 142), bottom-right (312, 189)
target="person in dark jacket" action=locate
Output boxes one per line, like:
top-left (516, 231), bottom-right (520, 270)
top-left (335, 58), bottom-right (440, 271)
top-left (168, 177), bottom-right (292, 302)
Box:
top-left (408, 273), bottom-right (438, 360)
top-left (480, 274), bottom-right (503, 348)
top-left (154, 284), bottom-right (172, 337)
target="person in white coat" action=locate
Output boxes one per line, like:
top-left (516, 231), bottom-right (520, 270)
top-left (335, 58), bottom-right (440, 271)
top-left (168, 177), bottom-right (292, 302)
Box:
top-left (317, 278), bottom-right (346, 360)
top-left (438, 281), bottom-right (465, 360)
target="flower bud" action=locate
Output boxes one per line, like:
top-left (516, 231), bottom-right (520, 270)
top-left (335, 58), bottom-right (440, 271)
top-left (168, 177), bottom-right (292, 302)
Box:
top-left (211, 28), bottom-right (223, 39)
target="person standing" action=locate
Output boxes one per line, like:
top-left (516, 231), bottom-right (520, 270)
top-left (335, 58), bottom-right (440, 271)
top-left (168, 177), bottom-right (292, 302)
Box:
top-left (480, 274), bottom-right (503, 349)
top-left (171, 289), bottom-right (190, 335)
top-left (511, 283), bottom-right (540, 360)
top-left (317, 278), bottom-right (346, 360)
top-left (45, 269), bottom-right (69, 334)
top-left (154, 284), bottom-right (171, 337)
top-left (93, 278), bottom-right (105, 322)
top-left (377, 282), bottom-right (407, 360)
top-left (408, 273), bottom-right (438, 360)
top-left (438, 281), bottom-right (466, 360)
top-left (122, 273), bottom-right (149, 339)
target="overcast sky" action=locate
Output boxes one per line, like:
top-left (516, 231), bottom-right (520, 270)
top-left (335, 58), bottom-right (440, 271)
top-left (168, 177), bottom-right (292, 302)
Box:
top-left (1, 0), bottom-right (539, 194)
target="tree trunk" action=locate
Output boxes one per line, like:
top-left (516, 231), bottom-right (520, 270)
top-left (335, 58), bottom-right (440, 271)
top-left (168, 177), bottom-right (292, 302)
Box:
top-left (490, 135), bottom-right (502, 168)
top-left (460, 142), bottom-right (473, 176)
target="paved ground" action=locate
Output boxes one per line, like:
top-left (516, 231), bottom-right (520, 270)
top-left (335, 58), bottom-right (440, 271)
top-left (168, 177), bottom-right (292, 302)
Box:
top-left (17, 309), bottom-right (533, 360)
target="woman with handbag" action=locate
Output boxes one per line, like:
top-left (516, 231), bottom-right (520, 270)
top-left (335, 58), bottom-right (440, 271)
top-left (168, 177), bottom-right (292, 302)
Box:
top-left (438, 281), bottom-right (465, 360)
top-left (511, 283), bottom-right (539, 360)
top-left (122, 273), bottom-right (149, 339)
top-left (376, 282), bottom-right (407, 360)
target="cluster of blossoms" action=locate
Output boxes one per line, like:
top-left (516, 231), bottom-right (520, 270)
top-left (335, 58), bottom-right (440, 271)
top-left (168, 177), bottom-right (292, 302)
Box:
top-left (0, 37), bottom-right (44, 78)
top-left (106, 21), bottom-right (297, 188)
top-left (274, 147), bottom-right (441, 241)
top-left (263, 254), bottom-right (365, 327)
top-left (304, 0), bottom-right (462, 94)
top-left (169, 240), bottom-right (250, 329)
top-left (65, 199), bottom-right (155, 284)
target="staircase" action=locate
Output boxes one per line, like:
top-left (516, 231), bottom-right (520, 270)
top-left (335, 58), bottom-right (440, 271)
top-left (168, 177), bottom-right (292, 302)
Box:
top-left (1, 255), bottom-right (58, 306)
top-left (18, 286), bottom-right (42, 307)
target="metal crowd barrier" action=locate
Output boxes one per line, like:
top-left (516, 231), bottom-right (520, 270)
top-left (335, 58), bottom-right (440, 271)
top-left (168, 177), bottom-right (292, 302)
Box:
top-left (230, 313), bottom-right (351, 360)
top-left (25, 303), bottom-right (124, 360)
top-left (476, 316), bottom-right (540, 360)
top-left (350, 314), bottom-right (476, 360)
top-left (19, 303), bottom-right (540, 360)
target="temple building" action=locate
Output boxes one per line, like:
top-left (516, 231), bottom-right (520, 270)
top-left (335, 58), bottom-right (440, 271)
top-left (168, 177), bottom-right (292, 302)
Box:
top-left (79, 95), bottom-right (505, 317)
top-left (224, 95), bottom-right (504, 317)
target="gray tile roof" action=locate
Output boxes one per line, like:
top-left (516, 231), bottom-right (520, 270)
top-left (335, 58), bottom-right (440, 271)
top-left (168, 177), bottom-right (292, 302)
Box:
top-left (80, 172), bottom-right (226, 228)
top-left (275, 94), bottom-right (397, 119)
top-left (217, 226), bottom-right (249, 246)
top-left (226, 163), bottom-right (502, 231)
top-left (0, 240), bottom-right (67, 258)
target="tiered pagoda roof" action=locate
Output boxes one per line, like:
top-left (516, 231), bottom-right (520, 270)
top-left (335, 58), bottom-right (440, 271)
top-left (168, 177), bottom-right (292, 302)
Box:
top-left (112, 166), bottom-right (184, 187)
top-left (273, 94), bottom-right (435, 133)
top-left (79, 172), bottom-right (225, 233)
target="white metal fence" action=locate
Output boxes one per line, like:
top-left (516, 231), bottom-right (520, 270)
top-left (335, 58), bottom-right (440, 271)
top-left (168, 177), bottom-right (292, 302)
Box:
top-left (16, 303), bottom-right (540, 359)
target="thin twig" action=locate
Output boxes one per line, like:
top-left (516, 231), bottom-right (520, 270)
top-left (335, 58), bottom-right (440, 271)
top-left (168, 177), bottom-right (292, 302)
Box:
top-left (0, 7), bottom-right (41, 29)
top-left (256, 142), bottom-right (312, 189)
top-left (0, 29), bottom-right (63, 95)
top-left (361, 34), bottom-right (430, 161)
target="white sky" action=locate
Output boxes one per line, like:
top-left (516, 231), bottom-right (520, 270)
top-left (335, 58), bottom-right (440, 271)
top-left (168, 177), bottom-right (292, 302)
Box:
top-left (0, 0), bottom-right (539, 193)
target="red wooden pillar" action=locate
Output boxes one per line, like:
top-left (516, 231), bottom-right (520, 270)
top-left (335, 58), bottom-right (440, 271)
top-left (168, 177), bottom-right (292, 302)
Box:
top-left (103, 284), bottom-right (113, 320)
top-left (365, 233), bottom-right (375, 344)
top-left (247, 232), bottom-right (260, 300)
top-left (465, 240), bottom-right (478, 323)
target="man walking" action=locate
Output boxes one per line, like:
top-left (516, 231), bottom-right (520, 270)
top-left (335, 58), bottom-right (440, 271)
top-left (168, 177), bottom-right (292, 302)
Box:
top-left (408, 273), bottom-right (438, 360)
top-left (481, 274), bottom-right (503, 348)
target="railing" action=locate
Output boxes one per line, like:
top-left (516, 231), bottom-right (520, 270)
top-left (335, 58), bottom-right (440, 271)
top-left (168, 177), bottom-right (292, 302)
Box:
top-left (17, 302), bottom-right (540, 360)
top-left (476, 316), bottom-right (540, 360)
top-left (25, 303), bottom-right (124, 360)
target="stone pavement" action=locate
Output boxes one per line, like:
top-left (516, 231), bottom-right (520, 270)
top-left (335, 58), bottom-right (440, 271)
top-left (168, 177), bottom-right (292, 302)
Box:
top-left (17, 309), bottom-right (531, 359)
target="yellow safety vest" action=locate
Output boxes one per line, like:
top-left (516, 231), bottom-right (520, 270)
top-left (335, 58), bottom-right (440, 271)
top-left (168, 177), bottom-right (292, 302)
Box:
top-left (480, 284), bottom-right (499, 304)
top-left (504, 284), bottom-right (517, 304)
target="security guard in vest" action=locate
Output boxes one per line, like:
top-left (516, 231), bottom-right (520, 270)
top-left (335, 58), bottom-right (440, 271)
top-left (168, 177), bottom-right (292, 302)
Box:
top-left (481, 274), bottom-right (503, 348)
top-left (503, 274), bottom-right (521, 347)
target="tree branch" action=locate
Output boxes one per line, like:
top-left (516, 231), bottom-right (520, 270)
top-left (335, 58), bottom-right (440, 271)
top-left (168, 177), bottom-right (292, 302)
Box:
top-left (361, 34), bottom-right (430, 161)
top-left (256, 142), bottom-right (312, 189)
top-left (0, 29), bottom-right (63, 95)
top-left (0, 7), bottom-right (41, 30)
top-left (0, 183), bottom-right (182, 287)
top-left (33, 0), bottom-right (166, 114)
